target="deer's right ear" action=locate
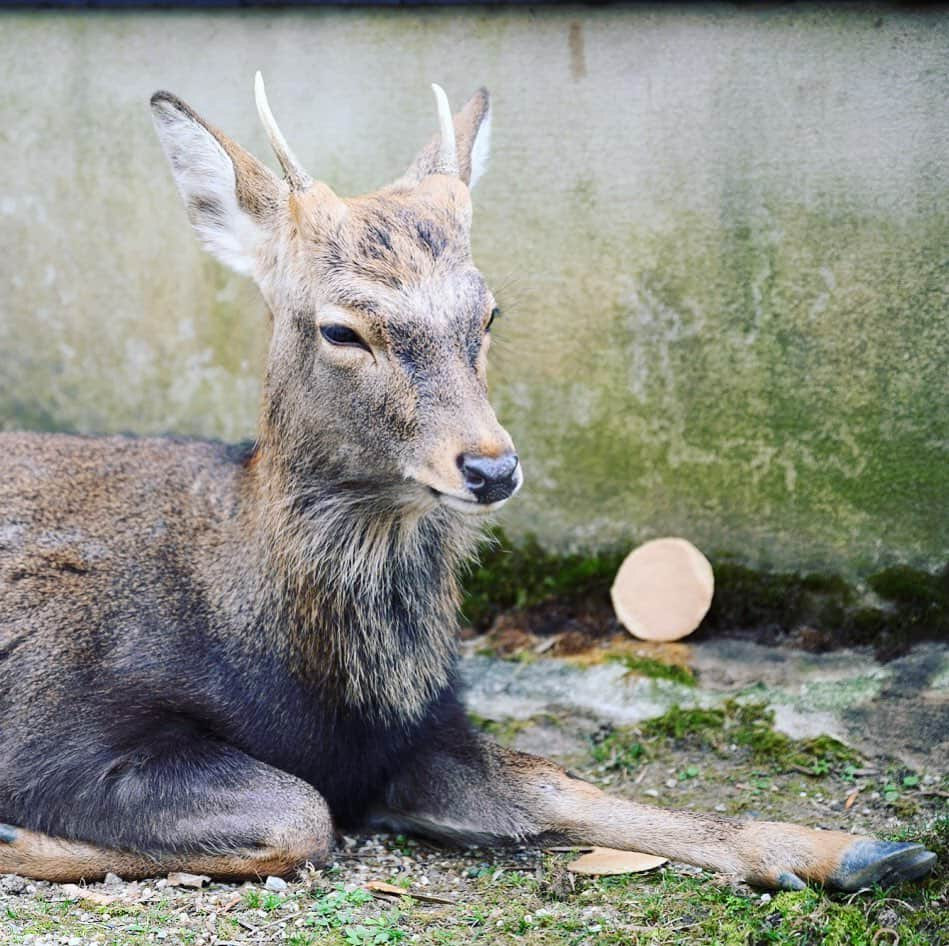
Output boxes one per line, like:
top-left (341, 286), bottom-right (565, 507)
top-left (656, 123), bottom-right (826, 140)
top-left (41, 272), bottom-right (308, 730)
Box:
top-left (150, 92), bottom-right (282, 277)
top-left (398, 87), bottom-right (492, 190)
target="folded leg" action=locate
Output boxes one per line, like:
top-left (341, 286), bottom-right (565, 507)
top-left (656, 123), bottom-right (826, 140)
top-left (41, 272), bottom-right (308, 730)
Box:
top-left (0, 739), bottom-right (332, 883)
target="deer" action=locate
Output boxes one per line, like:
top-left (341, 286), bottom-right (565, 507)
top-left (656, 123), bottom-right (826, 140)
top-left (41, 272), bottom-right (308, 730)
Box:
top-left (0, 76), bottom-right (936, 893)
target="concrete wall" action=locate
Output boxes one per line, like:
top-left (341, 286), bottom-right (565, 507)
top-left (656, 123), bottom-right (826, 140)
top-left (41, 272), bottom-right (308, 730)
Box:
top-left (1, 6), bottom-right (947, 579)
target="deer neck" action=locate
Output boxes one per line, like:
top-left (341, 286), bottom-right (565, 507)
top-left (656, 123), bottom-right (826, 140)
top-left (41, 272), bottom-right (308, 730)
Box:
top-left (237, 441), bottom-right (481, 724)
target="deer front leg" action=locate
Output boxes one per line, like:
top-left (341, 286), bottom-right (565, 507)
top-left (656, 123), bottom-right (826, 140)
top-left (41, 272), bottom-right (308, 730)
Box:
top-left (0, 739), bottom-right (333, 883)
top-left (375, 722), bottom-right (936, 891)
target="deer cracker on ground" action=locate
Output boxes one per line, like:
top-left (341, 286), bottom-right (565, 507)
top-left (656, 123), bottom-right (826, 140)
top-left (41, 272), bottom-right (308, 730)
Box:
top-left (0, 77), bottom-right (936, 892)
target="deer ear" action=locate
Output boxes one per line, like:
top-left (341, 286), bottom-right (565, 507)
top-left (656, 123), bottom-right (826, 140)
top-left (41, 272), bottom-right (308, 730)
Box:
top-left (399, 87), bottom-right (491, 189)
top-left (150, 91), bottom-right (283, 276)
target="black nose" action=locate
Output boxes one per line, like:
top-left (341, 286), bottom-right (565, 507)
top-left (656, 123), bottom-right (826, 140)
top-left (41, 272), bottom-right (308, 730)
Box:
top-left (457, 453), bottom-right (520, 504)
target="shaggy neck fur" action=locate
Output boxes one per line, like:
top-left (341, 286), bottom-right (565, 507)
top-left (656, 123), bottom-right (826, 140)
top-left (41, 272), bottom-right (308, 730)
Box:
top-left (241, 442), bottom-right (482, 725)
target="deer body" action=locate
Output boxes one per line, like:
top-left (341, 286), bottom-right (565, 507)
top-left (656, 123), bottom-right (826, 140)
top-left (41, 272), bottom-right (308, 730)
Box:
top-left (0, 433), bottom-right (463, 834)
top-left (0, 80), bottom-right (935, 890)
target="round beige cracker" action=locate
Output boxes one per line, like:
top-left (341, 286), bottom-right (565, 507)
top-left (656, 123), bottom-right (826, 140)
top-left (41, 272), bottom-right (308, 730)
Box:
top-left (610, 537), bottom-right (714, 642)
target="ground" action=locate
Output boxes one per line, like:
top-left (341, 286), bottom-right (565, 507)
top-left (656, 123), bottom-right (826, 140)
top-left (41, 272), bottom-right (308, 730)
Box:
top-left (2, 643), bottom-right (947, 945)
top-left (3, 544), bottom-right (948, 945)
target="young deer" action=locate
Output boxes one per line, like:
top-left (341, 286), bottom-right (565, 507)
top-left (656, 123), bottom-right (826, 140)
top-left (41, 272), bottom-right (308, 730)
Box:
top-left (0, 78), bottom-right (936, 892)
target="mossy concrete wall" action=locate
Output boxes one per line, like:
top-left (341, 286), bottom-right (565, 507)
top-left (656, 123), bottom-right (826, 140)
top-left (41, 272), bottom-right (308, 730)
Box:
top-left (1, 7), bottom-right (946, 579)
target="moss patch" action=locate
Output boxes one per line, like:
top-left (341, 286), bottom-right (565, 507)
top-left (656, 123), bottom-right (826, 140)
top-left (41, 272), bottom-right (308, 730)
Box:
top-left (609, 654), bottom-right (696, 687)
top-left (591, 702), bottom-right (860, 778)
top-left (706, 559), bottom-right (949, 658)
top-left (461, 530), bottom-right (622, 629)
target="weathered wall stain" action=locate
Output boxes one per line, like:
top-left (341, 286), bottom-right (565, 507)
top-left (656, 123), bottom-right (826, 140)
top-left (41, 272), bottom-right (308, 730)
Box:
top-left (0, 7), bottom-right (946, 581)
top-left (568, 22), bottom-right (587, 82)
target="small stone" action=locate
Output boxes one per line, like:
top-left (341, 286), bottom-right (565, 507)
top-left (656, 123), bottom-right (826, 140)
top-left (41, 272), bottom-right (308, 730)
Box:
top-left (0, 874), bottom-right (27, 894)
top-left (265, 875), bottom-right (288, 892)
top-left (714, 804), bottom-right (727, 812)
top-left (103, 872), bottom-right (123, 886)
top-left (878, 908), bottom-right (899, 928)
top-left (665, 779), bottom-right (677, 789)
top-left (644, 789), bottom-right (660, 797)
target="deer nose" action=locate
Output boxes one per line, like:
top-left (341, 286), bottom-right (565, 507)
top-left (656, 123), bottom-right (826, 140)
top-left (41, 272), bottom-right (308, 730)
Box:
top-left (457, 453), bottom-right (520, 504)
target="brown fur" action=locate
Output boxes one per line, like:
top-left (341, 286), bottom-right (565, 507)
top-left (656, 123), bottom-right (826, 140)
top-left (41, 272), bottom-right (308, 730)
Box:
top-left (0, 84), bottom-right (934, 891)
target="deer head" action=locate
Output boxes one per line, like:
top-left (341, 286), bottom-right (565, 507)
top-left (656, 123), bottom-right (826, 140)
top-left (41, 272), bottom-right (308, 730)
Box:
top-left (150, 77), bottom-right (521, 518)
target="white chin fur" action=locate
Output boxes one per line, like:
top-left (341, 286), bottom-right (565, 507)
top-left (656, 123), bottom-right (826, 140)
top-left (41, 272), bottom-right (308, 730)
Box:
top-left (439, 494), bottom-right (507, 515)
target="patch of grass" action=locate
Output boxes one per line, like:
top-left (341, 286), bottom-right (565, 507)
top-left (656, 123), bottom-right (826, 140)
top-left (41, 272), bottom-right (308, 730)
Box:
top-left (610, 654), bottom-right (696, 687)
top-left (590, 727), bottom-right (647, 774)
top-left (467, 712), bottom-right (532, 745)
top-left (725, 704), bottom-right (860, 773)
top-left (262, 891), bottom-right (284, 912)
top-left (303, 885), bottom-right (379, 939)
top-left (243, 888), bottom-right (262, 908)
top-left (592, 702), bottom-right (860, 779)
top-left (639, 704), bottom-right (727, 743)
top-left (341, 909), bottom-right (406, 945)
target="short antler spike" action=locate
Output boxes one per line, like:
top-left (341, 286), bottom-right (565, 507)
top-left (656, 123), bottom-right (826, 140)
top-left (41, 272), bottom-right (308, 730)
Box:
top-left (254, 72), bottom-right (312, 192)
top-left (430, 83), bottom-right (458, 176)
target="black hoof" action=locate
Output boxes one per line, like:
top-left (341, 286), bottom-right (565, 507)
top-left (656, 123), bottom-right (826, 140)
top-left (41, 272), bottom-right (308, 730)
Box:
top-left (829, 840), bottom-right (937, 891)
top-left (0, 824), bottom-right (18, 844)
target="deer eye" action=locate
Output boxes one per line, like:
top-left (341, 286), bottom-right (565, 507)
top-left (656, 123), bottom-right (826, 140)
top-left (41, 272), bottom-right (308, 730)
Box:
top-left (485, 307), bottom-right (501, 332)
top-left (320, 324), bottom-right (369, 351)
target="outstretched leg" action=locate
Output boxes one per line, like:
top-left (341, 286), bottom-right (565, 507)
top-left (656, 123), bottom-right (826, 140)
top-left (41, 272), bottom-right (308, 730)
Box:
top-left (373, 716), bottom-right (936, 891)
top-left (0, 740), bottom-right (332, 883)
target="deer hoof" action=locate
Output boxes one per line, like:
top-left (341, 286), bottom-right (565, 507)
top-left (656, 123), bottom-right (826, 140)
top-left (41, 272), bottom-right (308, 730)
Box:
top-left (776, 871), bottom-right (806, 891)
top-left (829, 840), bottom-right (936, 891)
top-left (0, 824), bottom-right (18, 844)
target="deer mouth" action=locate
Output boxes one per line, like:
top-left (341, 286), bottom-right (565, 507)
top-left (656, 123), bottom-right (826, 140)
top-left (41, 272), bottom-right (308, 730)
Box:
top-left (407, 463), bottom-right (523, 513)
top-left (435, 491), bottom-right (511, 514)
top-left (425, 474), bottom-right (522, 514)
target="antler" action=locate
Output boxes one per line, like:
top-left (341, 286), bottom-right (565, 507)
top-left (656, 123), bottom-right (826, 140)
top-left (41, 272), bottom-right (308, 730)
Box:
top-left (430, 83), bottom-right (459, 177)
top-left (254, 72), bottom-right (312, 192)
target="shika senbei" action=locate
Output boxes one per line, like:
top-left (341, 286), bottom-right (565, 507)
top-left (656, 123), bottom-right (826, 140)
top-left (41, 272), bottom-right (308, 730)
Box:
top-left (0, 77), bottom-right (936, 891)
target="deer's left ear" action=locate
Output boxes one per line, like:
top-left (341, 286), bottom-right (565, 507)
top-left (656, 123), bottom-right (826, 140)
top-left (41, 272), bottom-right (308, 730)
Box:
top-left (399, 87), bottom-right (491, 189)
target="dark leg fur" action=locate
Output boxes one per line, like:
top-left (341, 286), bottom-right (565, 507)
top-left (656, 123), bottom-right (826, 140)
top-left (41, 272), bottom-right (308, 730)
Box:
top-left (0, 742), bottom-right (332, 883)
top-left (372, 718), bottom-right (936, 891)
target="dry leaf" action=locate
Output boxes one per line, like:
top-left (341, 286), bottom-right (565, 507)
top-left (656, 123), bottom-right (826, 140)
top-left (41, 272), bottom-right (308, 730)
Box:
top-left (365, 880), bottom-right (409, 897)
top-left (844, 790), bottom-right (860, 811)
top-left (166, 871), bottom-right (210, 889)
top-left (567, 847), bottom-right (668, 876)
top-left (59, 884), bottom-right (117, 905)
top-left (364, 880), bottom-right (455, 904)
